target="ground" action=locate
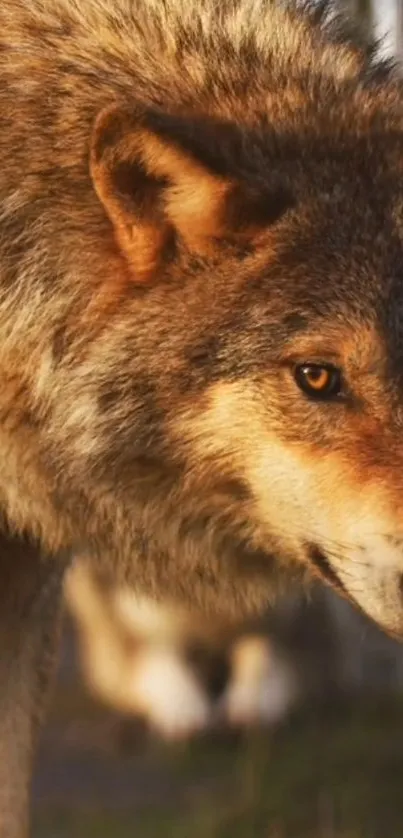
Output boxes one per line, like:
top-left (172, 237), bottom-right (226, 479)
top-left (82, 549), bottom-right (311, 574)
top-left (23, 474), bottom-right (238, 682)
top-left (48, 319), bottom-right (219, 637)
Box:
top-left (32, 633), bottom-right (403, 838)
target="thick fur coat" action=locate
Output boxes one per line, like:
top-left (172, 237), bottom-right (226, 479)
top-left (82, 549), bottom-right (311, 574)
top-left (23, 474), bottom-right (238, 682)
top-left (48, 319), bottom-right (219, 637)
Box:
top-left (1, 1), bottom-right (403, 833)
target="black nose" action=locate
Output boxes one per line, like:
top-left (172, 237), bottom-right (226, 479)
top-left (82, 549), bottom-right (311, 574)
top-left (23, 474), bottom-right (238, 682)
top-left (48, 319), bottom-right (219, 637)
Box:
top-left (306, 544), bottom-right (346, 594)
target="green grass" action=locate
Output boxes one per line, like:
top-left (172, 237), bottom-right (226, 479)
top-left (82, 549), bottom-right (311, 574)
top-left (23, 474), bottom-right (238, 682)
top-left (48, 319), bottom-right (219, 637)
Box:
top-left (33, 697), bottom-right (403, 838)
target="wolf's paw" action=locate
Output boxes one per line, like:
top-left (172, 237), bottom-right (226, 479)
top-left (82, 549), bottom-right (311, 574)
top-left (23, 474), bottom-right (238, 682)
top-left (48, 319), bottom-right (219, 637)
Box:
top-left (218, 636), bottom-right (298, 728)
top-left (131, 647), bottom-right (212, 740)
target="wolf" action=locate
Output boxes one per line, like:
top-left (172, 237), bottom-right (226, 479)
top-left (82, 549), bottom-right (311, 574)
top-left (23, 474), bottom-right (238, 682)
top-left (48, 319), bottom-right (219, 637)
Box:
top-left (65, 559), bottom-right (300, 738)
top-left (2, 0), bottom-right (403, 833)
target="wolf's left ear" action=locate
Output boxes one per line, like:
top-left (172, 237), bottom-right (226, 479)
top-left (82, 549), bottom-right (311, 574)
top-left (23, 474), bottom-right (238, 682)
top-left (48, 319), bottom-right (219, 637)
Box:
top-left (90, 105), bottom-right (292, 282)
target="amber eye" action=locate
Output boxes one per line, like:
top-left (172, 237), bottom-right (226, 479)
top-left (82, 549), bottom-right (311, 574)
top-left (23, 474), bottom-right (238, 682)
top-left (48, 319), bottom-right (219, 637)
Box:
top-left (294, 363), bottom-right (343, 400)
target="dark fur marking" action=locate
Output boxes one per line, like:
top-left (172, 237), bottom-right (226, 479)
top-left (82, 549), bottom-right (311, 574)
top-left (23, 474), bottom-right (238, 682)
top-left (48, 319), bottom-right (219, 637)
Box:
top-left (214, 478), bottom-right (251, 502)
top-left (282, 312), bottom-right (309, 333)
top-left (51, 324), bottom-right (69, 365)
top-left (92, 112), bottom-right (125, 162)
top-left (307, 543), bottom-right (347, 594)
top-left (227, 181), bottom-right (295, 231)
top-left (113, 160), bottom-right (169, 218)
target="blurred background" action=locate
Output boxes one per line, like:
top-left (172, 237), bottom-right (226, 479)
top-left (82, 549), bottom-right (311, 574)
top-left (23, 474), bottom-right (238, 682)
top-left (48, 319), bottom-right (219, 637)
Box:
top-left (33, 3), bottom-right (403, 837)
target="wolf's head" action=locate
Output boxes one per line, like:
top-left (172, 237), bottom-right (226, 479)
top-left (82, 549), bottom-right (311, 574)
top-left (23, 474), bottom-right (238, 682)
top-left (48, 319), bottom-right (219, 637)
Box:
top-left (4, 1), bottom-right (403, 634)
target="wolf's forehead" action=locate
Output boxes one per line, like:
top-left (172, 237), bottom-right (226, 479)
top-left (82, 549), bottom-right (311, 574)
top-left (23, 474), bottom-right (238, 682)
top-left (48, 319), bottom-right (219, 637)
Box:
top-left (279, 312), bottom-right (384, 358)
top-left (273, 191), bottom-right (403, 297)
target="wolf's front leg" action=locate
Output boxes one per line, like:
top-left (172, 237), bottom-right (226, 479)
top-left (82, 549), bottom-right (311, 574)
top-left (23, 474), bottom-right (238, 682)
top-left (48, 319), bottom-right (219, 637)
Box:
top-left (0, 532), bottom-right (65, 838)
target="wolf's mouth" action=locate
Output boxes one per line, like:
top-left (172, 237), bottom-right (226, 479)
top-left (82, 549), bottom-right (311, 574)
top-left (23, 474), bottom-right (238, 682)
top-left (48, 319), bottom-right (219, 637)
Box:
top-left (306, 543), bottom-right (403, 640)
top-left (306, 544), bottom-right (347, 595)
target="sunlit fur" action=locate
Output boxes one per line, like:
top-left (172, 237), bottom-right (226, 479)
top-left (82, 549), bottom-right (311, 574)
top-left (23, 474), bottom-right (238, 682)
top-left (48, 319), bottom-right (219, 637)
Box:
top-left (5, 2), bottom-right (403, 829)
top-left (1, 0), bottom-right (403, 679)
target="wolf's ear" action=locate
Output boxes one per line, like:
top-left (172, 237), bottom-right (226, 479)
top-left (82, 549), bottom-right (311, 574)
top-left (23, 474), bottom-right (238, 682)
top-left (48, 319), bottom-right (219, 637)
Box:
top-left (90, 105), bottom-right (292, 282)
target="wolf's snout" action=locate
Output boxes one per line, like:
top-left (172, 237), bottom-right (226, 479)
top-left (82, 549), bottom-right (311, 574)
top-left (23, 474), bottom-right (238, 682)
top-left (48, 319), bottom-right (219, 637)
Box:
top-left (314, 537), bottom-right (403, 640)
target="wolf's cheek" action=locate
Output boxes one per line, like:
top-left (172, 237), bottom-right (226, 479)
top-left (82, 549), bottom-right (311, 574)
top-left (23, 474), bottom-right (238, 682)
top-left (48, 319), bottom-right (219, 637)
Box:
top-left (174, 378), bottom-right (403, 635)
top-left (249, 440), bottom-right (403, 636)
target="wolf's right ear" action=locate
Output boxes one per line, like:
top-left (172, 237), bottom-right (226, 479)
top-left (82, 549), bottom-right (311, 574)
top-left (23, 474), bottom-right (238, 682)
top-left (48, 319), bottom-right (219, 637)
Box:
top-left (90, 105), bottom-right (236, 282)
top-left (90, 105), bottom-right (293, 283)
